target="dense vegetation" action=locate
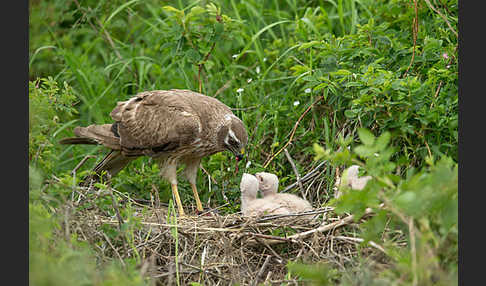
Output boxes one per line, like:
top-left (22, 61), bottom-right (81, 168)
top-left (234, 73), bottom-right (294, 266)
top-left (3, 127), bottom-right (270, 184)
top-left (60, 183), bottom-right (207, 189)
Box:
top-left (29, 0), bottom-right (458, 285)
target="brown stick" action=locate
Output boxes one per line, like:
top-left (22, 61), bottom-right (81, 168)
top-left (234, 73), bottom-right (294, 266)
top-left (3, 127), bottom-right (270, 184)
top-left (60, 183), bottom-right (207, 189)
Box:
top-left (430, 45), bottom-right (457, 109)
top-left (252, 255), bottom-right (272, 286)
top-left (256, 207), bottom-right (333, 222)
top-left (423, 0), bottom-right (458, 38)
top-left (282, 160), bottom-right (327, 193)
top-left (244, 232), bottom-right (298, 243)
top-left (198, 42), bottom-right (216, 93)
top-left (71, 155), bottom-right (96, 176)
top-left (263, 95), bottom-right (324, 168)
top-left (109, 186), bottom-right (128, 254)
top-left (332, 235), bottom-right (386, 253)
top-left (256, 207), bottom-right (377, 246)
top-left (409, 218), bottom-right (418, 286)
top-left (73, 0), bottom-right (138, 82)
top-left (403, 0), bottom-right (419, 78)
top-left (101, 231), bottom-right (127, 267)
top-left (254, 238), bottom-right (285, 264)
top-left (283, 148), bottom-right (305, 197)
top-left (180, 262), bottom-right (231, 282)
top-left (287, 208), bottom-right (374, 240)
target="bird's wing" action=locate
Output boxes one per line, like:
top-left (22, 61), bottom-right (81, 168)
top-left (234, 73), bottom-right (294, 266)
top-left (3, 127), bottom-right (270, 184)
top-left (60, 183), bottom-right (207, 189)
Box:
top-left (110, 90), bottom-right (201, 155)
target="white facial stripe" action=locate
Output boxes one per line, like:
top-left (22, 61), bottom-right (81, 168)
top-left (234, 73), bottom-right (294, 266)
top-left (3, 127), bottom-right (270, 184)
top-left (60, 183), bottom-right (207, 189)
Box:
top-left (228, 129), bottom-right (240, 144)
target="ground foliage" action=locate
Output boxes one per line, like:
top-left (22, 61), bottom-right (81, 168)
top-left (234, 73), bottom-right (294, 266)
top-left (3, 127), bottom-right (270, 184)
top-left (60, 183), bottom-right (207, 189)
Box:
top-left (29, 0), bottom-right (457, 285)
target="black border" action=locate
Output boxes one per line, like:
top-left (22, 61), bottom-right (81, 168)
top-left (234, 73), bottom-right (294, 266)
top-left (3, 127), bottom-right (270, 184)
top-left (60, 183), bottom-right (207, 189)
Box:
top-left (3, 0), bottom-right (28, 285)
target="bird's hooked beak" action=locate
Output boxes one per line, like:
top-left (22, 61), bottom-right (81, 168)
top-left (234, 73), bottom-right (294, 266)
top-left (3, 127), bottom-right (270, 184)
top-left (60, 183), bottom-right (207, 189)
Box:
top-left (235, 148), bottom-right (245, 161)
top-left (234, 148), bottom-right (245, 174)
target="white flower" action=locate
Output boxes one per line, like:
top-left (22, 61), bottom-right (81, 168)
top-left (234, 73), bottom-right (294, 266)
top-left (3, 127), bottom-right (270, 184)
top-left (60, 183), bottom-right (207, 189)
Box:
top-left (374, 153), bottom-right (379, 157)
top-left (293, 101), bottom-right (300, 106)
top-left (227, 167), bottom-right (231, 172)
top-left (236, 88), bottom-right (244, 93)
top-left (305, 88), bottom-right (311, 94)
top-left (245, 161), bottom-right (252, 169)
top-left (232, 54), bottom-right (238, 59)
top-left (263, 57), bottom-right (267, 62)
top-left (256, 66), bottom-right (261, 74)
top-left (247, 78), bottom-right (252, 83)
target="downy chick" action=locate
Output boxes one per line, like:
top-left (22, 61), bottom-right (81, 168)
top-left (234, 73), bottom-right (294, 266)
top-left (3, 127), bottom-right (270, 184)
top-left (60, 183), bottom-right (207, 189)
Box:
top-left (255, 172), bottom-right (313, 213)
top-left (346, 165), bottom-right (372, 190)
top-left (335, 165), bottom-right (372, 198)
top-left (240, 173), bottom-right (291, 217)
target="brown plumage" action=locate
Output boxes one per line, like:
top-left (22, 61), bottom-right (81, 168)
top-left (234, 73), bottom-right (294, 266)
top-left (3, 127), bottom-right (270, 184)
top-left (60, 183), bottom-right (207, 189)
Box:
top-left (60, 89), bottom-right (248, 216)
top-left (255, 172), bottom-right (313, 213)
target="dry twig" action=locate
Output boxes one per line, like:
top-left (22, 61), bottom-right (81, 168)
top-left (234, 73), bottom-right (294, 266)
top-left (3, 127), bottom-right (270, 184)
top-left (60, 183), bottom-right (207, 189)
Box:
top-left (283, 148), bottom-right (305, 198)
top-left (423, 0), bottom-right (458, 38)
top-left (263, 95), bottom-right (324, 168)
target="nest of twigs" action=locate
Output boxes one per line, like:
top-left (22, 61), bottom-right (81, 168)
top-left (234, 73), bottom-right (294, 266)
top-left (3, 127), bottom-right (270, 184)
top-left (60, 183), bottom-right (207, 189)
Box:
top-left (66, 190), bottom-right (390, 285)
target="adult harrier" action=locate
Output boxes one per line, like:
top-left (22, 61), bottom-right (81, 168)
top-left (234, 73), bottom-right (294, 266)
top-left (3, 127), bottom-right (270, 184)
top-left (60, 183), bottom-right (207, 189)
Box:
top-left (60, 89), bottom-right (248, 216)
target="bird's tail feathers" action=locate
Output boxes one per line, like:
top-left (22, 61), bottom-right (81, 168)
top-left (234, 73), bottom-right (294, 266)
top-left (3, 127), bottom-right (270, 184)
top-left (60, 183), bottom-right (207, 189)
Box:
top-left (73, 124), bottom-right (120, 150)
top-left (59, 137), bottom-right (97, 145)
top-left (81, 150), bottom-right (134, 188)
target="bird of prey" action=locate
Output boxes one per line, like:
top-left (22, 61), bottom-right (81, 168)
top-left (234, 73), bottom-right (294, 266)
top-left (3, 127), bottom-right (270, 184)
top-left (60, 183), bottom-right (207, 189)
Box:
top-left (60, 89), bottom-right (248, 216)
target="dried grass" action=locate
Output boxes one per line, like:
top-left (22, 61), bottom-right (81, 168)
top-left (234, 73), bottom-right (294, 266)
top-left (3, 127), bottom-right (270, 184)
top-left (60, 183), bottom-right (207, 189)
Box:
top-left (67, 195), bottom-right (391, 285)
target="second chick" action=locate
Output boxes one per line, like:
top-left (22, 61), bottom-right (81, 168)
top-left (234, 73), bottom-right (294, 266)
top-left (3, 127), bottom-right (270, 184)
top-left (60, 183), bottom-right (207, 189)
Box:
top-left (255, 172), bottom-right (313, 213)
top-left (240, 173), bottom-right (292, 217)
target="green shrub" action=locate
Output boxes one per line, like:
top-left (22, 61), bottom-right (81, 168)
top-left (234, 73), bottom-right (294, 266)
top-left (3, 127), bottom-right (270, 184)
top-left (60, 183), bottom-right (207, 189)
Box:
top-left (311, 128), bottom-right (457, 285)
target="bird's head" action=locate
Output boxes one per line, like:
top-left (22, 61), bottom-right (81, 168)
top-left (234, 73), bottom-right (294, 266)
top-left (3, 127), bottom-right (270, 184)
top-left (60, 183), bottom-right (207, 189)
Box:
top-left (255, 172), bottom-right (279, 196)
top-left (219, 115), bottom-right (248, 161)
top-left (343, 165), bottom-right (360, 187)
top-left (240, 173), bottom-right (259, 198)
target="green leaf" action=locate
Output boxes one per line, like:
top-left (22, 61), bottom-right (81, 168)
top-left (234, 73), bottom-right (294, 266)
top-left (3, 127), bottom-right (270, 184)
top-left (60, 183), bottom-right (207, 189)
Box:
top-left (395, 191), bottom-right (416, 210)
top-left (313, 143), bottom-right (329, 160)
top-left (330, 69), bottom-right (352, 77)
top-left (214, 22), bottom-right (224, 41)
top-left (313, 82), bottom-right (328, 91)
top-left (185, 6), bottom-right (206, 23)
top-left (358, 128), bottom-right (375, 146)
top-left (163, 5), bottom-right (183, 15)
top-left (354, 145), bottom-right (375, 157)
top-left (298, 40), bottom-right (322, 50)
top-left (375, 131), bottom-right (391, 151)
top-left (344, 109), bottom-right (357, 118)
top-left (185, 49), bottom-right (201, 63)
top-left (361, 210), bottom-right (388, 243)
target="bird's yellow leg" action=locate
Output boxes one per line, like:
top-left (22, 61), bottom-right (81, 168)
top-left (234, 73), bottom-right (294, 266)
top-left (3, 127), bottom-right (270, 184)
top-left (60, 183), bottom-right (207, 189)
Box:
top-left (191, 183), bottom-right (204, 212)
top-left (171, 183), bottom-right (185, 217)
